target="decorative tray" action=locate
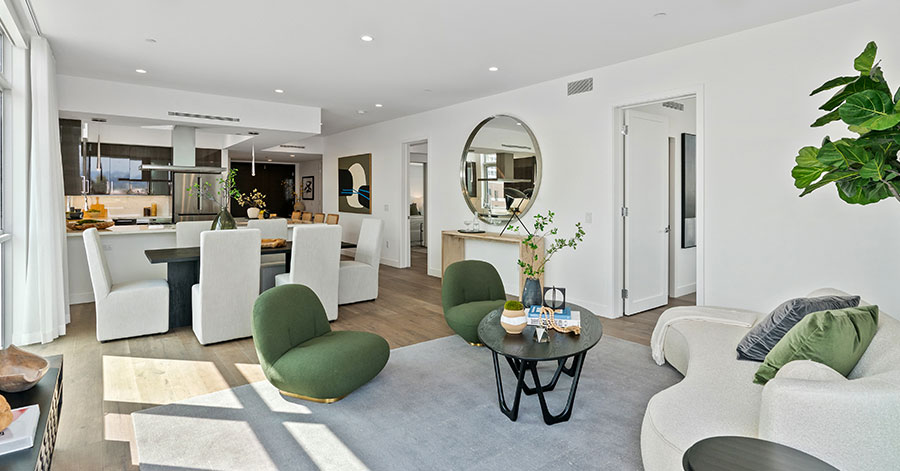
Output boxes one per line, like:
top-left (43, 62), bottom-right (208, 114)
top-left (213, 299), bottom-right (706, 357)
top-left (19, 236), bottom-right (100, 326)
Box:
top-left (66, 220), bottom-right (114, 231)
top-left (261, 238), bottom-right (287, 248)
top-left (458, 229), bottom-right (486, 234)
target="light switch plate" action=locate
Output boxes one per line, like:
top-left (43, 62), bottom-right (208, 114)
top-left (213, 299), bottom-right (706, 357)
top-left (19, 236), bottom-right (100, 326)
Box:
top-left (585, 212), bottom-right (593, 224)
top-left (384, 204), bottom-right (389, 212)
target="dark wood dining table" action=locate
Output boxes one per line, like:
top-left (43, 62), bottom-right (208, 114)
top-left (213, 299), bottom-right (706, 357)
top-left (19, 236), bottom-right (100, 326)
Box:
top-left (145, 241), bottom-right (357, 329)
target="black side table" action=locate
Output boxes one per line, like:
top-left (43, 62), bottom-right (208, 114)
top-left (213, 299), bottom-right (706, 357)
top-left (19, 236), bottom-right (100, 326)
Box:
top-left (477, 305), bottom-right (602, 425)
top-left (683, 436), bottom-right (839, 471)
top-left (0, 355), bottom-right (63, 471)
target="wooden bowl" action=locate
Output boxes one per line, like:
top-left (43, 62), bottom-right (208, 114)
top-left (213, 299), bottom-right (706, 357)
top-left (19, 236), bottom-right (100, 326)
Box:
top-left (0, 346), bottom-right (49, 393)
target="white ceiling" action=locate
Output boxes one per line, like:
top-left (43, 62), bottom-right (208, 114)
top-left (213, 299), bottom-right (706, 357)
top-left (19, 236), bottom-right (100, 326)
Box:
top-left (32, 0), bottom-right (856, 135)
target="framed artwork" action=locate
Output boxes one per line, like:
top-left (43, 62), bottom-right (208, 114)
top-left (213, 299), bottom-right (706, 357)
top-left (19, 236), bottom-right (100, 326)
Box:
top-left (338, 153), bottom-right (372, 214)
top-left (681, 133), bottom-right (697, 248)
top-left (301, 176), bottom-right (315, 200)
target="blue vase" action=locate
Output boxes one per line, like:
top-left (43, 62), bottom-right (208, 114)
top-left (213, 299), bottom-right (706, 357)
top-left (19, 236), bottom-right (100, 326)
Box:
top-left (522, 278), bottom-right (542, 308)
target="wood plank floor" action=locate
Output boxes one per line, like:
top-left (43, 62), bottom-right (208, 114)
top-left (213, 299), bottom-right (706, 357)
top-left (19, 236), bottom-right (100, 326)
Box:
top-left (22, 249), bottom-right (692, 470)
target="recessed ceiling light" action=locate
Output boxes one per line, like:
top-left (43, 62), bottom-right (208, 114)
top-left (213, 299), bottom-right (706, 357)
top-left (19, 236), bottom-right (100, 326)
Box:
top-left (516, 122), bottom-right (522, 126)
top-left (290, 154), bottom-right (296, 157)
top-left (357, 110), bottom-right (366, 114)
top-left (274, 89), bottom-right (284, 94)
top-left (488, 66), bottom-right (499, 72)
top-left (145, 38), bottom-right (157, 43)
top-left (135, 69), bottom-right (147, 74)
top-left (424, 88), bottom-right (433, 93)
top-left (267, 158), bottom-right (272, 162)
top-left (360, 35), bottom-right (374, 42)
top-left (653, 12), bottom-right (667, 17)
top-left (375, 103), bottom-right (383, 108)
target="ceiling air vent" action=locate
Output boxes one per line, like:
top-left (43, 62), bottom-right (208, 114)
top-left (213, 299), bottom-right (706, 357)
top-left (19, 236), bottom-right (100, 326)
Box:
top-left (662, 101), bottom-right (684, 111)
top-left (567, 77), bottom-right (593, 96)
top-left (279, 144), bottom-right (306, 149)
top-left (168, 111), bottom-right (241, 123)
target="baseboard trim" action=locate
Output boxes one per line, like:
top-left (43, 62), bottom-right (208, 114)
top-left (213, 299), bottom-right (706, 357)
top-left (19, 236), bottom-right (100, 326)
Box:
top-left (427, 267), bottom-right (441, 278)
top-left (673, 284), bottom-right (696, 298)
top-left (70, 292), bottom-right (94, 305)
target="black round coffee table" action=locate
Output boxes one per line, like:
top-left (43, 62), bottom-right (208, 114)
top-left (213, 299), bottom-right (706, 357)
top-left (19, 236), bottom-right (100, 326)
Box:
top-left (683, 436), bottom-right (839, 471)
top-left (477, 304), bottom-right (602, 425)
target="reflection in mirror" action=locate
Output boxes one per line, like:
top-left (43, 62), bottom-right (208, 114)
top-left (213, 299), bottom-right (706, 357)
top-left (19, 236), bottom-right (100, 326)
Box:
top-left (460, 115), bottom-right (541, 224)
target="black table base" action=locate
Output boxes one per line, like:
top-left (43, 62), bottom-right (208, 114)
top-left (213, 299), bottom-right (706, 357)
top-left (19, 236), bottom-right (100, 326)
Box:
top-left (490, 351), bottom-right (586, 425)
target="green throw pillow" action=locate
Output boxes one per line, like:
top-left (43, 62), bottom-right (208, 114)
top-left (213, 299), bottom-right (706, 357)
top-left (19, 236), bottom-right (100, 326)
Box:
top-left (753, 305), bottom-right (879, 385)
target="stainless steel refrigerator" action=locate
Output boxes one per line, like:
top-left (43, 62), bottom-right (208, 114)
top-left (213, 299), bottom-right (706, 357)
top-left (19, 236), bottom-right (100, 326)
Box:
top-left (174, 173), bottom-right (223, 222)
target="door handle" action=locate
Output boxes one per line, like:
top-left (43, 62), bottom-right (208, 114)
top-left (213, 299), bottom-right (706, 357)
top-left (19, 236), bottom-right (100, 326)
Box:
top-left (663, 226), bottom-right (670, 233)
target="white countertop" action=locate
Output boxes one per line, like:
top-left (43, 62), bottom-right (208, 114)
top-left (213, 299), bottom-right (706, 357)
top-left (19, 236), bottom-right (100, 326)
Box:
top-left (66, 221), bottom-right (311, 237)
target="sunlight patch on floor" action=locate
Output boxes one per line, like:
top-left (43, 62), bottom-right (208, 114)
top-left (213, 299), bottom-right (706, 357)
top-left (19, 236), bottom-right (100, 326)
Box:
top-left (103, 413), bottom-right (139, 466)
top-left (235, 362), bottom-right (267, 384)
top-left (284, 422), bottom-right (369, 471)
top-left (102, 355), bottom-right (231, 405)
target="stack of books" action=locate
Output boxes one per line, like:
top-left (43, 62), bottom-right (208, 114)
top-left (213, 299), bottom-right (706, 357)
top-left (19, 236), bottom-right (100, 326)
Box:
top-left (526, 306), bottom-right (581, 329)
top-left (0, 404), bottom-right (40, 456)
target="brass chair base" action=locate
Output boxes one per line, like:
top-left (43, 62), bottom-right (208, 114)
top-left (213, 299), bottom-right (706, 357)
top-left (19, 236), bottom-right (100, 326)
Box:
top-left (279, 390), bottom-right (348, 404)
top-left (468, 342), bottom-right (485, 347)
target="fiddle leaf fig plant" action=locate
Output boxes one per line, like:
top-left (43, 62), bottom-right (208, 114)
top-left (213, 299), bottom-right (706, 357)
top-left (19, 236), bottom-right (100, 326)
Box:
top-left (792, 41), bottom-right (900, 205)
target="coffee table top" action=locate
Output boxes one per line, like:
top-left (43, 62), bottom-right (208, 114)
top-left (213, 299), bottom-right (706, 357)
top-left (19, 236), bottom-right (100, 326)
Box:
top-left (683, 436), bottom-right (839, 471)
top-left (477, 303), bottom-right (603, 361)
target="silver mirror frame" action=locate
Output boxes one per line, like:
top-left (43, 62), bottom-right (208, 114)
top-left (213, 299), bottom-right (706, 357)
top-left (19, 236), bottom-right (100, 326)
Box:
top-left (459, 114), bottom-right (542, 225)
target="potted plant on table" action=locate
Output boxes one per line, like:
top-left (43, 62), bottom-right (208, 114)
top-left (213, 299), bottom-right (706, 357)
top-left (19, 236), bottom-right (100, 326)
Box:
top-left (186, 169), bottom-right (243, 230)
top-left (791, 41), bottom-right (900, 205)
top-left (513, 210), bottom-right (586, 307)
top-left (236, 189), bottom-right (267, 219)
top-left (500, 300), bottom-right (527, 335)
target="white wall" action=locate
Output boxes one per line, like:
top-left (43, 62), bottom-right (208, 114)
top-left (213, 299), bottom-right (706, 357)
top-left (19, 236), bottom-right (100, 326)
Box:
top-left (296, 159), bottom-right (323, 213)
top-left (323, 0), bottom-right (900, 318)
top-left (632, 99), bottom-right (697, 298)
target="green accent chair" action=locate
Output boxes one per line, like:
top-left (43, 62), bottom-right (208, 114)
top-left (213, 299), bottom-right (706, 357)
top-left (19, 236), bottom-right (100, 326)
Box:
top-left (442, 260), bottom-right (507, 344)
top-left (252, 284), bottom-right (390, 402)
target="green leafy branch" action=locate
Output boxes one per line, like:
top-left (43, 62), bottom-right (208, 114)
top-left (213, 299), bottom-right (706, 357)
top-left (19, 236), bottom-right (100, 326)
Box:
top-left (792, 41), bottom-right (900, 205)
top-left (511, 210), bottom-right (586, 278)
top-left (186, 168), bottom-right (243, 208)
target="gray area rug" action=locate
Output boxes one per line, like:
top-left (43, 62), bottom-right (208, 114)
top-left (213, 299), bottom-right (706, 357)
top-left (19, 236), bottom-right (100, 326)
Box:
top-left (133, 335), bottom-right (681, 470)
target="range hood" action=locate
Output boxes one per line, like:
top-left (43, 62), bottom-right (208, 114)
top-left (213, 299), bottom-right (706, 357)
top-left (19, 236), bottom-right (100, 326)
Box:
top-left (138, 164), bottom-right (226, 174)
top-left (138, 125), bottom-right (226, 174)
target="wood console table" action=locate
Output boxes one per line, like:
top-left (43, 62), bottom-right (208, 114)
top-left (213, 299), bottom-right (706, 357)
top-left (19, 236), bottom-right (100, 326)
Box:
top-left (441, 231), bottom-right (544, 294)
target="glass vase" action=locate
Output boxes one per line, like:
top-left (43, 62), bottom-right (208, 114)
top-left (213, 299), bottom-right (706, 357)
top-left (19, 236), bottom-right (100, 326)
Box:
top-left (211, 207), bottom-right (236, 230)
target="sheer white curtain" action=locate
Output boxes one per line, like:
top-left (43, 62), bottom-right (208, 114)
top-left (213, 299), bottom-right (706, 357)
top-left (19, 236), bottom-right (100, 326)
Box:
top-left (13, 37), bottom-right (69, 345)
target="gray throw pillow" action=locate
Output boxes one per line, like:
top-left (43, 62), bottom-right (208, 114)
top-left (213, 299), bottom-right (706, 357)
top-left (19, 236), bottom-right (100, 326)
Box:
top-left (736, 295), bottom-right (860, 361)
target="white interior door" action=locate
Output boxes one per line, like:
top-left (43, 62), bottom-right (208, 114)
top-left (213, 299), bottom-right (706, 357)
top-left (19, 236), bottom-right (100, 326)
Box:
top-left (624, 109), bottom-right (669, 315)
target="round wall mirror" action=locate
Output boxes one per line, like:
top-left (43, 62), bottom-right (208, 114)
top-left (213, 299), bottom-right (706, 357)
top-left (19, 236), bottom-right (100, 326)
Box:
top-left (459, 115), bottom-right (542, 225)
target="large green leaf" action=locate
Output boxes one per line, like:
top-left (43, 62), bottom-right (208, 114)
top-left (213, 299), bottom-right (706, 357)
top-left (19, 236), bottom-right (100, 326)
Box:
top-left (839, 90), bottom-right (900, 130)
top-left (858, 153), bottom-right (887, 181)
top-left (820, 76), bottom-right (891, 111)
top-left (810, 76), bottom-right (858, 96)
top-left (837, 177), bottom-right (891, 205)
top-left (795, 146), bottom-right (824, 169)
top-left (811, 110), bottom-right (842, 127)
top-left (816, 138), bottom-right (869, 168)
top-left (799, 170), bottom-right (857, 196)
top-left (854, 41), bottom-right (878, 75)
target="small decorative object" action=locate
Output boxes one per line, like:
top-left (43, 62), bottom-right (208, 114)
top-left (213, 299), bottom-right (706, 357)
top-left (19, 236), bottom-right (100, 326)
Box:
top-left (247, 207), bottom-right (261, 219)
top-left (236, 188), bottom-right (267, 220)
top-left (536, 306), bottom-right (581, 336)
top-left (65, 219), bottom-right (114, 231)
top-left (500, 300), bottom-right (527, 335)
top-left (513, 210), bottom-right (586, 307)
top-left (261, 238), bottom-right (286, 249)
top-left (301, 176), bottom-right (315, 200)
top-left (338, 154), bottom-right (372, 214)
top-left (533, 326), bottom-right (550, 343)
top-left (791, 41), bottom-right (900, 207)
top-left (187, 168), bottom-right (243, 230)
top-left (543, 286), bottom-right (566, 310)
top-left (0, 395), bottom-right (11, 431)
top-left (0, 346), bottom-right (49, 393)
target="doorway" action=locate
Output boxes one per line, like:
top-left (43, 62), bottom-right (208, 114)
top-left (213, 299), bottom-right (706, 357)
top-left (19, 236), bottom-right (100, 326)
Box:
top-left (617, 95), bottom-right (700, 316)
top-left (404, 140), bottom-right (428, 272)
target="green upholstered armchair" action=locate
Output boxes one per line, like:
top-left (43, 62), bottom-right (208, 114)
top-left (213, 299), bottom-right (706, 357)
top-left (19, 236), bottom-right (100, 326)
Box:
top-left (441, 260), bottom-right (507, 345)
top-left (252, 284), bottom-right (390, 403)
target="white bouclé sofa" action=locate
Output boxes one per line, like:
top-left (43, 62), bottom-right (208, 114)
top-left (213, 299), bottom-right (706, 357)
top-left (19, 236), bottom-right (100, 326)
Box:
top-left (642, 289), bottom-right (900, 471)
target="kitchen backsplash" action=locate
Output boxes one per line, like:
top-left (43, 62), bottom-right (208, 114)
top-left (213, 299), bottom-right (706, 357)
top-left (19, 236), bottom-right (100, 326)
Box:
top-left (66, 195), bottom-right (172, 218)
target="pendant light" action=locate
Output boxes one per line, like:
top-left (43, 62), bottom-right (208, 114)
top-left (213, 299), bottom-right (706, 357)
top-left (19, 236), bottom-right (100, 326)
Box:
top-left (251, 142), bottom-right (256, 176)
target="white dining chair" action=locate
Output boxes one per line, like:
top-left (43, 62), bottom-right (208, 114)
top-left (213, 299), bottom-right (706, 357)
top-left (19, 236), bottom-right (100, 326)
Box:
top-left (247, 218), bottom-right (289, 292)
top-left (275, 224), bottom-right (341, 321)
top-left (192, 229), bottom-right (261, 345)
top-left (83, 228), bottom-right (169, 341)
top-left (338, 218), bottom-right (383, 305)
top-left (176, 220), bottom-right (212, 247)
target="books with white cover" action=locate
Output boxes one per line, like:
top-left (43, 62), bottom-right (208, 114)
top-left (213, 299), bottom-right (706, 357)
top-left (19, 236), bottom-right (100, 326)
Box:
top-left (0, 405), bottom-right (40, 456)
